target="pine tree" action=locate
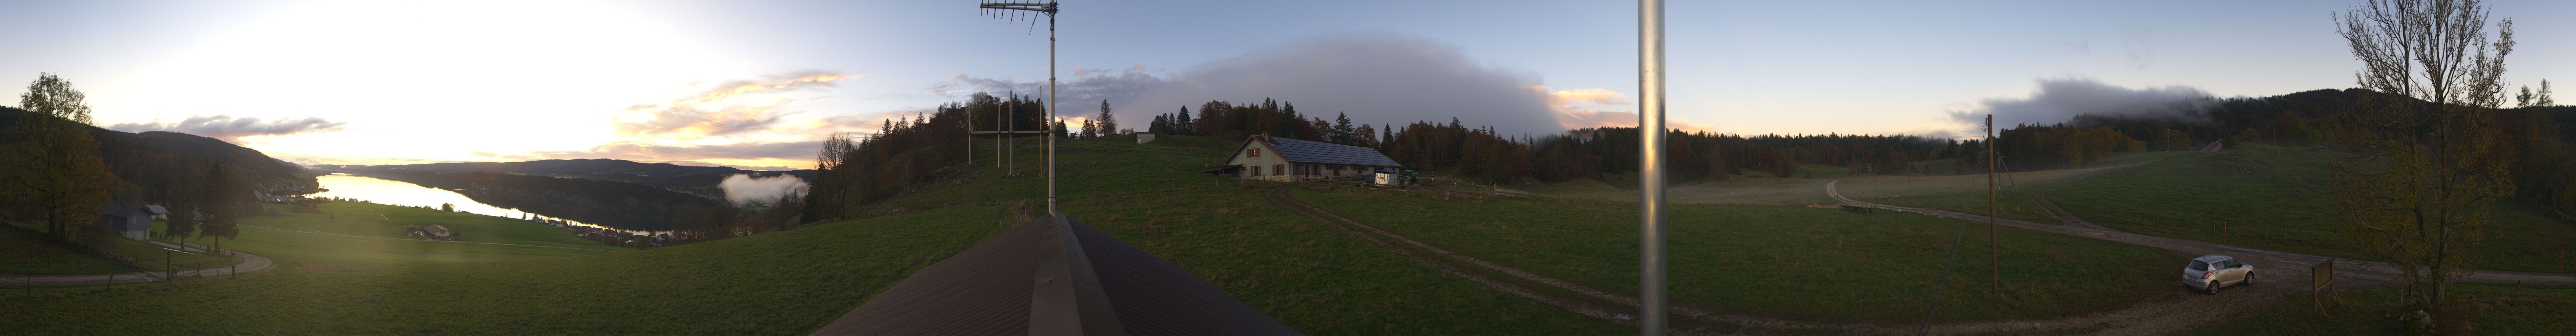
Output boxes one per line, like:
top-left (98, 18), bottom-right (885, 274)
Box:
top-left (1096, 100), bottom-right (1118, 136)
top-left (1330, 112), bottom-right (1358, 145)
top-left (1176, 106), bottom-right (1195, 136)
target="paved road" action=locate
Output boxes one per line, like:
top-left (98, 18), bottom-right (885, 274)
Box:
top-left (1, 247), bottom-right (275, 286)
top-left (1825, 180), bottom-right (2576, 290)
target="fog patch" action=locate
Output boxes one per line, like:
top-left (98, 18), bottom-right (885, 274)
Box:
top-left (1947, 78), bottom-right (2215, 136)
top-left (718, 174), bottom-right (809, 206)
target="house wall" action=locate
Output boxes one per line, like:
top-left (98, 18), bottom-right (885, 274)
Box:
top-left (1220, 138), bottom-right (1399, 182)
top-left (1223, 142), bottom-right (1292, 181)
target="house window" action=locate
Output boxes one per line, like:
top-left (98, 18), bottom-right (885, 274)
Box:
top-left (1248, 148), bottom-right (1261, 158)
top-left (1273, 164), bottom-right (1284, 176)
top-left (1250, 166), bottom-right (1261, 176)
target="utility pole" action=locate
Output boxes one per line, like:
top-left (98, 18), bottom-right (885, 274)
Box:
top-left (1987, 115), bottom-right (2000, 297)
top-left (1637, 0), bottom-right (1668, 334)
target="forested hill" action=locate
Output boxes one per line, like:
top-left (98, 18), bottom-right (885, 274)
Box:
top-left (0, 106), bottom-right (313, 200)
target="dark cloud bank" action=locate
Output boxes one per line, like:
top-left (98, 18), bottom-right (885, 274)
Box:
top-left (940, 34), bottom-right (1568, 136)
top-left (109, 115), bottom-right (348, 141)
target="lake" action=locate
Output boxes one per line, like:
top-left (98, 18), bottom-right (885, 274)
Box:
top-left (307, 174), bottom-right (665, 235)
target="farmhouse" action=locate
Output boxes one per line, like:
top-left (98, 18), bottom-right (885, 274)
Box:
top-left (1201, 135), bottom-right (1401, 182)
top-left (98, 202), bottom-right (159, 241)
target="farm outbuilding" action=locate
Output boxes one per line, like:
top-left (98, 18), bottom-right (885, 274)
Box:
top-left (99, 202), bottom-right (156, 241)
top-left (1201, 135), bottom-right (1401, 182)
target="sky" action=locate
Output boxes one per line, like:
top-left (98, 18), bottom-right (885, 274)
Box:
top-left (1, 0), bottom-right (2569, 170)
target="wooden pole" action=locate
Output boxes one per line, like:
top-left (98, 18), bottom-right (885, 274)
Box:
top-left (1987, 115), bottom-right (2000, 296)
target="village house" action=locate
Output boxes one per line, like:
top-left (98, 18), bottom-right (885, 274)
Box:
top-left (1201, 135), bottom-right (1402, 182)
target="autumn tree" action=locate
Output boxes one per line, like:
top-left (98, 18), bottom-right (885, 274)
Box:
top-left (1, 73), bottom-right (120, 243)
top-left (2330, 0), bottom-right (2517, 325)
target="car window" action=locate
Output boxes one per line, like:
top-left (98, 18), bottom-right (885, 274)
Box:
top-left (2220, 260), bottom-right (2243, 269)
top-left (2189, 260), bottom-right (2209, 271)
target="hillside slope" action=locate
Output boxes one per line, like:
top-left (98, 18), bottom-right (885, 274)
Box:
top-left (0, 107), bottom-right (313, 190)
top-left (2046, 144), bottom-right (2576, 272)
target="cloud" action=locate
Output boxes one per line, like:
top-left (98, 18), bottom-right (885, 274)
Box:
top-left (717, 173), bottom-right (809, 206)
top-left (108, 115), bottom-right (349, 141)
top-left (616, 71), bottom-right (853, 138)
top-left (1946, 77), bottom-right (2215, 137)
top-left (1541, 87), bottom-right (1717, 133)
top-left (941, 34), bottom-right (1646, 136)
top-left (532, 140), bottom-right (823, 162)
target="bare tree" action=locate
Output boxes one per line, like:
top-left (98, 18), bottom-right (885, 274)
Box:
top-left (2330, 0), bottom-right (2516, 325)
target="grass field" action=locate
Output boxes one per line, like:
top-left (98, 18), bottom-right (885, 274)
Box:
top-left (0, 134), bottom-right (1621, 335)
top-left (1289, 187), bottom-right (2187, 321)
top-left (2189, 284), bottom-right (2576, 335)
top-left (0, 205), bottom-right (1008, 334)
top-left (2044, 145), bottom-right (2576, 273)
top-left (859, 134), bottom-right (1621, 334)
top-left (2, 222), bottom-right (240, 274)
top-left (1533, 174), bottom-right (1837, 206)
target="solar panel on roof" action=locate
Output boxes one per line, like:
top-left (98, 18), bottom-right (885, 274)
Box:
top-left (1258, 136), bottom-right (1401, 168)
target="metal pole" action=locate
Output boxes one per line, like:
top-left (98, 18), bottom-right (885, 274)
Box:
top-left (1045, 3), bottom-right (1058, 215)
top-left (1637, 0), bottom-right (1667, 334)
top-left (1010, 91), bottom-right (1017, 175)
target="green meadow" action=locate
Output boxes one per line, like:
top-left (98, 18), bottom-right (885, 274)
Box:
top-left (2191, 283), bottom-right (2576, 335)
top-left (1289, 187), bottom-right (2184, 321)
top-left (0, 135), bottom-right (1622, 335)
top-left (3, 222), bottom-right (239, 274)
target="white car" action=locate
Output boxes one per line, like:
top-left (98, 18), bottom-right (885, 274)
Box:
top-left (2184, 255), bottom-right (2255, 294)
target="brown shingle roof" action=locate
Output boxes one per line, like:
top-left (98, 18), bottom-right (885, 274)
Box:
top-left (811, 215), bottom-right (1298, 336)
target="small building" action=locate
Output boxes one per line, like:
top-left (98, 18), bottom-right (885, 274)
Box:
top-left (143, 205), bottom-right (170, 220)
top-left (99, 202), bottom-right (154, 241)
top-left (1135, 133), bottom-right (1156, 144)
top-left (1201, 135), bottom-right (1401, 182)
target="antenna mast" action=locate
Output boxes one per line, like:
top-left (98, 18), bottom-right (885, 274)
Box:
top-left (979, 1), bottom-right (1063, 214)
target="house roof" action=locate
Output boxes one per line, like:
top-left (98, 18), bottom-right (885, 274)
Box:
top-left (143, 205), bottom-right (169, 215)
top-left (424, 225), bottom-right (451, 234)
top-left (1248, 135), bottom-right (1401, 168)
top-left (99, 202), bottom-right (147, 218)
top-left (810, 215), bottom-right (1299, 336)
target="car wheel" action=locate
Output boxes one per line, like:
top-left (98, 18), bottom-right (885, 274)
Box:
top-left (2245, 271), bottom-right (2255, 285)
top-left (2206, 281), bottom-right (2220, 295)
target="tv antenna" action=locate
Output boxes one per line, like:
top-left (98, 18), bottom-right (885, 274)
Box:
top-left (976, 0), bottom-right (1062, 214)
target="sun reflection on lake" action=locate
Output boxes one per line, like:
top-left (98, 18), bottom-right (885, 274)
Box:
top-left (308, 174), bottom-right (664, 235)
